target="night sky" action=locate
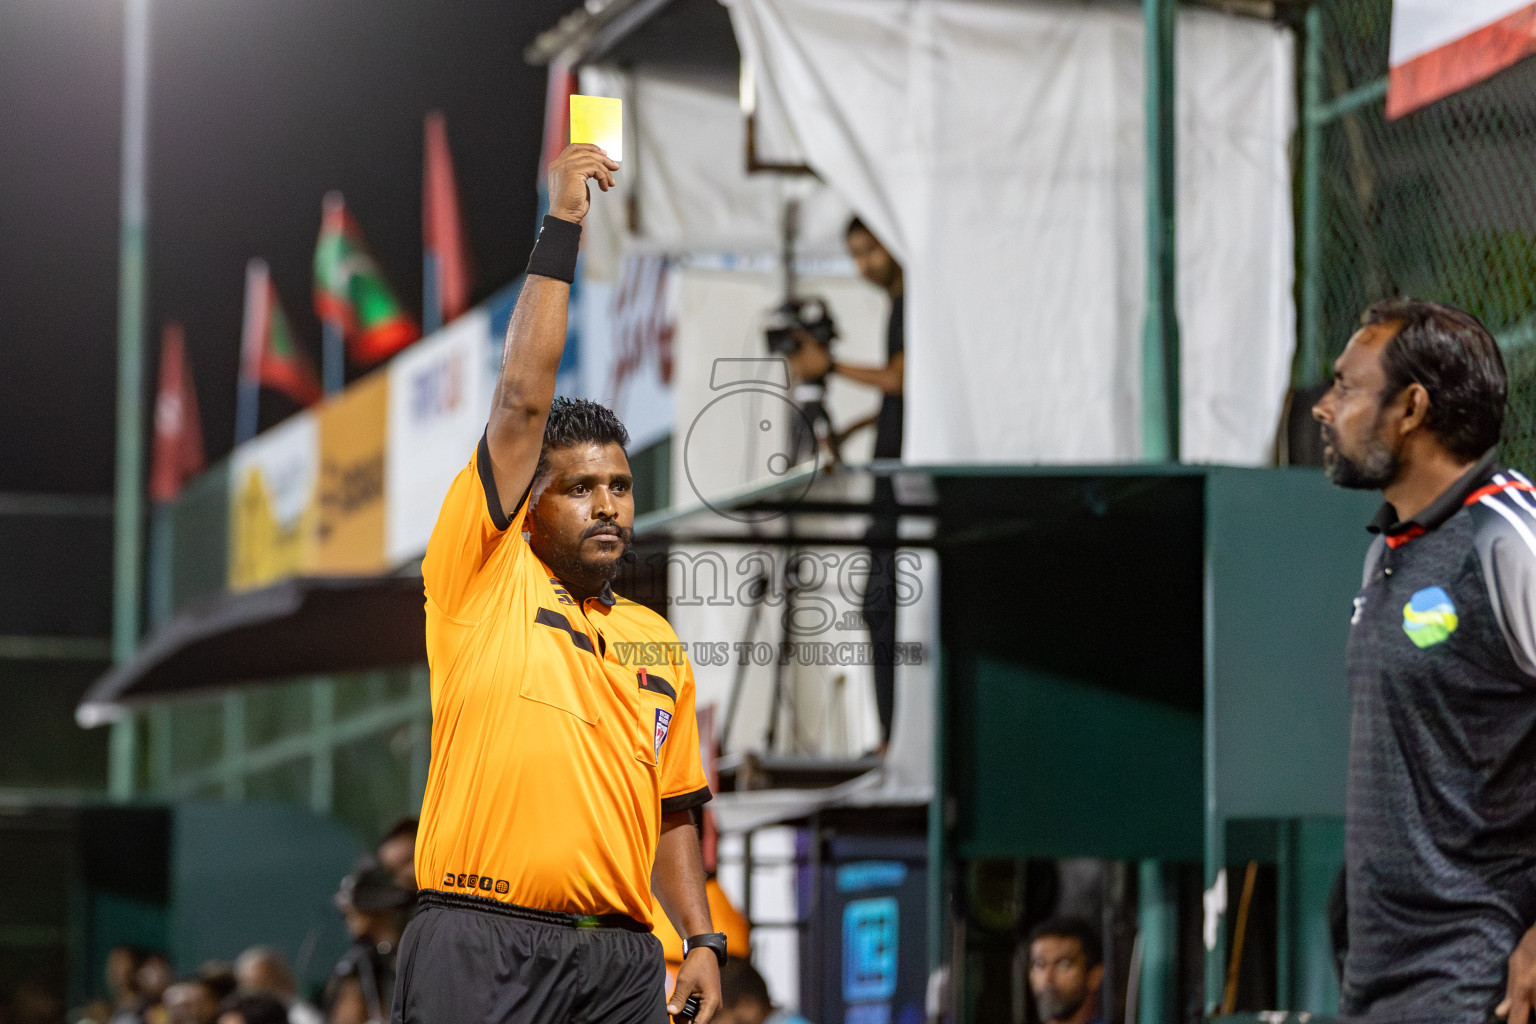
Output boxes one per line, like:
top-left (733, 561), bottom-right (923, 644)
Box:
top-left (0, 0), bottom-right (574, 494)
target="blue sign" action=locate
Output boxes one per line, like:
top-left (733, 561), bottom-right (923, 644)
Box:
top-left (836, 861), bottom-right (908, 894)
top-left (843, 896), bottom-right (899, 1003)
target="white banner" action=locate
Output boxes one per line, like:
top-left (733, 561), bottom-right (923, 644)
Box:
top-left (385, 309), bottom-right (493, 565)
top-left (728, 0), bottom-right (1296, 466)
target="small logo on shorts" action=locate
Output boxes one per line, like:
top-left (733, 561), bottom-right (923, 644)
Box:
top-left (654, 708), bottom-right (673, 757)
top-left (1403, 586), bottom-right (1458, 648)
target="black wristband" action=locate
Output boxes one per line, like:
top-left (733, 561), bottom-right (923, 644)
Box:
top-left (526, 214), bottom-right (582, 283)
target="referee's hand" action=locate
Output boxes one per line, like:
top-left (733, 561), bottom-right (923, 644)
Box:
top-left (1499, 923), bottom-right (1536, 1022)
top-left (547, 143), bottom-right (620, 225)
top-left (668, 947), bottom-right (721, 1023)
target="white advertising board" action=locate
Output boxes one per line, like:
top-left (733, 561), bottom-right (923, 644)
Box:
top-left (385, 308), bottom-right (493, 565)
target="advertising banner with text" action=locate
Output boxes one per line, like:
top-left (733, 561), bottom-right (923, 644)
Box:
top-left (228, 411), bottom-right (319, 591)
top-left (385, 309), bottom-right (493, 565)
top-left (316, 370), bottom-right (389, 574)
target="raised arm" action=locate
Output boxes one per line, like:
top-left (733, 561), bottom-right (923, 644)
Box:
top-left (484, 144), bottom-right (619, 518)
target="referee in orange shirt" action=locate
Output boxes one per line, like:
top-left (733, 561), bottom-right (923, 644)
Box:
top-left (393, 145), bottom-right (724, 1024)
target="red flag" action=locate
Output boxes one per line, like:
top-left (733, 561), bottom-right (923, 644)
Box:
top-left (1388, 2), bottom-right (1536, 119)
top-left (150, 322), bottom-right (206, 502)
top-left (242, 258), bottom-right (323, 407)
top-left (424, 111), bottom-right (473, 324)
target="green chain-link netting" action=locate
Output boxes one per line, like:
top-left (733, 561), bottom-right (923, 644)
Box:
top-left (1307, 0), bottom-right (1536, 466)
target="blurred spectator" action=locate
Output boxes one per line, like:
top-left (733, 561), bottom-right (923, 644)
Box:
top-left (233, 947), bottom-right (322, 1024)
top-left (216, 994), bottom-right (289, 1024)
top-left (1026, 917), bottom-right (1105, 1024)
top-left (716, 961), bottom-right (812, 1024)
top-left (197, 965), bottom-right (237, 1006)
top-left (94, 946), bottom-right (144, 1024)
top-left (163, 980), bottom-right (220, 1024)
top-left (323, 866), bottom-right (410, 1024)
top-left (112, 951), bottom-right (172, 1024)
top-left (106, 948), bottom-right (143, 1016)
top-left (374, 818), bottom-right (417, 894)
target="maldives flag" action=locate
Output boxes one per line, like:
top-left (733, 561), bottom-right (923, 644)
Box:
top-left (423, 112), bottom-right (472, 327)
top-left (1388, 0), bottom-right (1536, 119)
top-left (242, 258), bottom-right (322, 407)
top-left (313, 191), bottom-right (420, 365)
top-left (149, 321), bottom-right (206, 502)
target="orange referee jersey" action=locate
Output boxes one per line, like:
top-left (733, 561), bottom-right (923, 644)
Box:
top-left (414, 436), bottom-right (710, 926)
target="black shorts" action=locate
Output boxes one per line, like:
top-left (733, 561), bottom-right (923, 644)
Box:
top-left (392, 893), bottom-right (669, 1024)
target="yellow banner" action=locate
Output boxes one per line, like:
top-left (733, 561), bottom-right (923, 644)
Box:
top-left (315, 371), bottom-right (389, 574)
top-left (229, 413), bottom-right (319, 591)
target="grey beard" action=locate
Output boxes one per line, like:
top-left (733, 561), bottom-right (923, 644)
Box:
top-left (1322, 429), bottom-right (1399, 491)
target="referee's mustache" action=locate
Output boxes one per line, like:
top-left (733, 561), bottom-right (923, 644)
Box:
top-left (583, 521), bottom-right (632, 544)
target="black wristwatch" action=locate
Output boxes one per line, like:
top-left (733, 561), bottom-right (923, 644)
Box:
top-left (682, 931), bottom-right (728, 967)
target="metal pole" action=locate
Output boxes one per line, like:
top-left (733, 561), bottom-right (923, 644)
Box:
top-left (1136, 860), bottom-right (1175, 1024)
top-left (1141, 0), bottom-right (1180, 461)
top-left (423, 251), bottom-right (443, 336)
top-left (1298, 3), bottom-right (1327, 385)
top-left (323, 320), bottom-right (345, 396)
top-left (109, 0), bottom-right (151, 802)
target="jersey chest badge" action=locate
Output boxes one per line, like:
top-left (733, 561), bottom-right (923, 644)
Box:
top-left (1403, 586), bottom-right (1458, 648)
top-left (653, 708), bottom-right (673, 757)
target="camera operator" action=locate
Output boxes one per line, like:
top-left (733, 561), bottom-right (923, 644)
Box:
top-left (785, 218), bottom-right (905, 462)
top-left (785, 217), bottom-right (906, 753)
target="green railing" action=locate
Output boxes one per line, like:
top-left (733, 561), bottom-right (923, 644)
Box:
top-left (121, 668), bottom-right (430, 843)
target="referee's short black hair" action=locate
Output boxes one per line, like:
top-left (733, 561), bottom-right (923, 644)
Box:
top-left (1027, 916), bottom-right (1103, 967)
top-left (536, 397), bottom-right (630, 479)
top-left (1361, 298), bottom-right (1507, 461)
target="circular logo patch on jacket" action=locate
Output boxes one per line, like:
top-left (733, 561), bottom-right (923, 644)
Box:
top-left (1403, 586), bottom-right (1458, 648)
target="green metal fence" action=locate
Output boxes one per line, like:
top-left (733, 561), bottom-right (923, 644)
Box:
top-left (123, 667), bottom-right (430, 845)
top-left (1299, 0), bottom-right (1536, 467)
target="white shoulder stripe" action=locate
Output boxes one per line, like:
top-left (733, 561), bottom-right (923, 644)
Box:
top-left (1480, 494), bottom-right (1536, 559)
top-left (1491, 474), bottom-right (1536, 521)
top-left (1511, 469), bottom-right (1534, 487)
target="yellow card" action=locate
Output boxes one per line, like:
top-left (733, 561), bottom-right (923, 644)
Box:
top-left (569, 95), bottom-right (622, 162)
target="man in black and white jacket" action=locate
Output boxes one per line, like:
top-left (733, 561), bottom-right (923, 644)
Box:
top-left (1315, 298), bottom-right (1536, 1023)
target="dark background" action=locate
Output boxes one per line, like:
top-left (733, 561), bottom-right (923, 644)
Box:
top-left (0, 0), bottom-right (574, 494)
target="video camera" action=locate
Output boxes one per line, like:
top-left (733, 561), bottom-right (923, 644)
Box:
top-left (764, 296), bottom-right (837, 357)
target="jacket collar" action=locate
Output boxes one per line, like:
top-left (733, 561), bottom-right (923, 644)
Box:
top-left (1367, 447), bottom-right (1498, 540)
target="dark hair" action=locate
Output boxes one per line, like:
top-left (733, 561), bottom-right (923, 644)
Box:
top-left (1360, 298), bottom-right (1506, 460)
top-left (535, 396), bottom-right (630, 479)
top-left (1027, 916), bottom-right (1103, 968)
top-left (199, 961), bottom-right (238, 1003)
top-left (846, 215), bottom-right (871, 238)
top-left (379, 816), bottom-right (417, 845)
top-left (219, 992), bottom-right (290, 1024)
top-left (719, 960), bottom-right (772, 1009)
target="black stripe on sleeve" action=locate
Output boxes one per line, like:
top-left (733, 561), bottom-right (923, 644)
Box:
top-left (534, 607), bottom-right (597, 655)
top-left (661, 785), bottom-right (713, 814)
top-left (477, 431), bottom-right (531, 532)
top-left (638, 672), bottom-right (677, 703)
